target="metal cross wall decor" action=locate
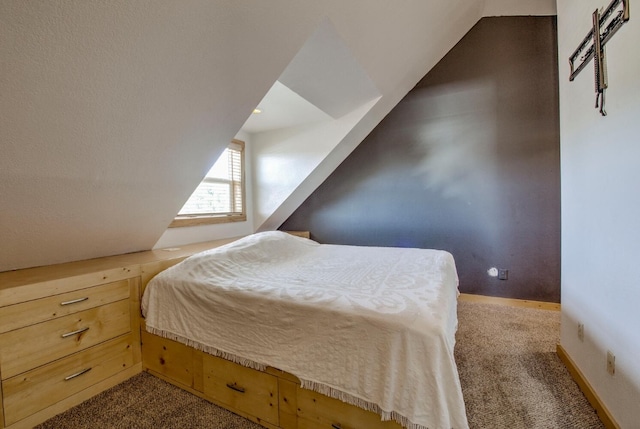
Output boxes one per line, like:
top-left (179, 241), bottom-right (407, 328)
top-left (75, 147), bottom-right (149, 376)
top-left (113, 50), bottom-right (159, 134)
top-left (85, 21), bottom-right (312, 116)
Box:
top-left (569, 0), bottom-right (630, 116)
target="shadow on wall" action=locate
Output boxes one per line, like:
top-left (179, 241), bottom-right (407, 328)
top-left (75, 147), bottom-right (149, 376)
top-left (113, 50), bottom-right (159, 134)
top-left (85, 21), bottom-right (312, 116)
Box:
top-left (284, 78), bottom-right (507, 279)
top-left (410, 79), bottom-right (500, 224)
top-left (281, 16), bottom-right (561, 303)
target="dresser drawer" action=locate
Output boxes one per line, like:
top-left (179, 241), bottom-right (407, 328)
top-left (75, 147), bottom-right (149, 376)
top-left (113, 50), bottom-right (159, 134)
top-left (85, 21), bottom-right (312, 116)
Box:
top-left (202, 354), bottom-right (279, 426)
top-left (2, 334), bottom-right (135, 427)
top-left (0, 299), bottom-right (130, 379)
top-left (0, 279), bottom-right (130, 334)
top-left (297, 388), bottom-right (401, 429)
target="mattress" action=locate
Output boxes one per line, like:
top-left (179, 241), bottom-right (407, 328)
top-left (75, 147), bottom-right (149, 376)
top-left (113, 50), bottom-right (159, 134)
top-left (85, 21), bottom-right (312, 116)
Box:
top-left (141, 231), bottom-right (468, 429)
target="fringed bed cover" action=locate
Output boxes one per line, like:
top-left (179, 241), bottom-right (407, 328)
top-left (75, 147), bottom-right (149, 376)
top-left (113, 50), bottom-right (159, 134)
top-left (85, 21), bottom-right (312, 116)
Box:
top-left (142, 232), bottom-right (469, 429)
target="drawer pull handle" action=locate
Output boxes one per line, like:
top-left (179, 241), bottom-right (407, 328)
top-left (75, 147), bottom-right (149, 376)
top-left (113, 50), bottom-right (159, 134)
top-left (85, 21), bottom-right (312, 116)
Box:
top-left (60, 297), bottom-right (89, 306)
top-left (64, 367), bottom-right (92, 381)
top-left (226, 382), bottom-right (246, 393)
top-left (331, 424), bottom-right (342, 429)
top-left (61, 327), bottom-right (90, 338)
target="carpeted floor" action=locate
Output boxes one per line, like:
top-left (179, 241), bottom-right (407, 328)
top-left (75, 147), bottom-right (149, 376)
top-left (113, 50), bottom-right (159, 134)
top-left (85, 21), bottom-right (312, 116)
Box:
top-left (454, 301), bottom-right (603, 428)
top-left (36, 300), bottom-right (604, 429)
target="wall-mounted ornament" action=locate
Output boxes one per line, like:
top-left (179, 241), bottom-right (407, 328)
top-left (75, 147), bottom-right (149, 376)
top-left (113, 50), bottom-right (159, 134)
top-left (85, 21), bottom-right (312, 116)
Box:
top-left (569, 0), bottom-right (630, 116)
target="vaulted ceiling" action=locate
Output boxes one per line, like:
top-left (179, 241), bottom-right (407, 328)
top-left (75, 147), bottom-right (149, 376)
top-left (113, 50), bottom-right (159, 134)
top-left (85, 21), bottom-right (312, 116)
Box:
top-left (0, 0), bottom-right (556, 271)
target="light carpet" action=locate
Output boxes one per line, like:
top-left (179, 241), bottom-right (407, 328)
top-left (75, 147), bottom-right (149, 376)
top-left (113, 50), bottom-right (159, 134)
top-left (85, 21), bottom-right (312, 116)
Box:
top-left (36, 300), bottom-right (604, 429)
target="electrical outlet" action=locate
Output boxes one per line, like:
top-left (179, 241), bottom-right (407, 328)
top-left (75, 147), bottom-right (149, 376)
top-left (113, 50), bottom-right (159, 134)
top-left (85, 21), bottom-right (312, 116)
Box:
top-left (498, 269), bottom-right (509, 280)
top-left (607, 350), bottom-right (615, 375)
top-left (578, 323), bottom-right (584, 342)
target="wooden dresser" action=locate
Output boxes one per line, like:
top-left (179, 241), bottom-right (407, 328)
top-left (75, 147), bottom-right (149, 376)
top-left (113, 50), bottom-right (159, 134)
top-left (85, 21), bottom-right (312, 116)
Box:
top-left (0, 232), bottom-right (401, 429)
top-left (0, 259), bottom-right (143, 429)
top-left (0, 236), bottom-right (240, 429)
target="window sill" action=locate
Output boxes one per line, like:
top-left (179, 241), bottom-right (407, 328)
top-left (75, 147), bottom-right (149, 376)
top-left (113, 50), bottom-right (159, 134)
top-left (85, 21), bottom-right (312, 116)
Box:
top-left (169, 214), bottom-right (247, 228)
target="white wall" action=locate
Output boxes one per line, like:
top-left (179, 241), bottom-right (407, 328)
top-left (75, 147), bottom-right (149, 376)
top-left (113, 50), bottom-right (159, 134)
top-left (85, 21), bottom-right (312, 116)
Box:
top-left (252, 97), bottom-right (380, 231)
top-left (0, 0), bottom-right (314, 271)
top-left (557, 1), bottom-right (640, 427)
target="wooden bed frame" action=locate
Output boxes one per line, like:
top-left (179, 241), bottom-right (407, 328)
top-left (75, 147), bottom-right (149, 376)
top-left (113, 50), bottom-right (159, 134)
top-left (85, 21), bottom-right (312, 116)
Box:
top-left (139, 232), bottom-right (402, 429)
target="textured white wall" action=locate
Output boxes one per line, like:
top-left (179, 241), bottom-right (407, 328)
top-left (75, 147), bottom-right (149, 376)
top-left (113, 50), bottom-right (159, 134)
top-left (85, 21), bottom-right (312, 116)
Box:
top-left (0, 0), bottom-right (317, 270)
top-left (558, 1), bottom-right (640, 427)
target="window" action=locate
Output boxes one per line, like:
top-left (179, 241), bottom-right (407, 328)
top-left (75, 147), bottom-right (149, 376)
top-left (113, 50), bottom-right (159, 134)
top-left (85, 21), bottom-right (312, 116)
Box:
top-left (170, 140), bottom-right (245, 227)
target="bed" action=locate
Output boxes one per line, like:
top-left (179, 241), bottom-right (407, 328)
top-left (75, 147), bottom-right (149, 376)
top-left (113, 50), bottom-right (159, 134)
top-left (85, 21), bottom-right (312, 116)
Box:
top-left (141, 231), bottom-right (468, 429)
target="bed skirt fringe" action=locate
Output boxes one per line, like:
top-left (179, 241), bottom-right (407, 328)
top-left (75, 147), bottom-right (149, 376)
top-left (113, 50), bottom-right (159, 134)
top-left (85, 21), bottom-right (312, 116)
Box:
top-left (144, 326), bottom-right (267, 371)
top-left (299, 379), bottom-right (427, 429)
top-left (144, 326), bottom-right (427, 429)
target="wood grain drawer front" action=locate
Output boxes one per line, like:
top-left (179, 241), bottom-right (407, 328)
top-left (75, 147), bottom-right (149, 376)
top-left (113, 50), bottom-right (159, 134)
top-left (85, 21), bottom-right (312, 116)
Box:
top-left (2, 334), bottom-right (135, 427)
top-left (203, 354), bottom-right (279, 426)
top-left (0, 300), bottom-right (130, 379)
top-left (297, 388), bottom-right (401, 429)
top-left (141, 329), bottom-right (197, 389)
top-left (0, 279), bottom-right (130, 335)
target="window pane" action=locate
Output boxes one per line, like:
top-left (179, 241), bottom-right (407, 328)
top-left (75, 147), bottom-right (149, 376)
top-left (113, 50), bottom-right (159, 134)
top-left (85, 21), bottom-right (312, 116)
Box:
top-left (178, 181), bottom-right (232, 215)
top-left (176, 142), bottom-right (244, 217)
top-left (206, 150), bottom-right (230, 180)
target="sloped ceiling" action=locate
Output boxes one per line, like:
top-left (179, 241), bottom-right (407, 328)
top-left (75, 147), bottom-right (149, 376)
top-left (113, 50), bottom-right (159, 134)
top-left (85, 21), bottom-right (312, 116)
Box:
top-left (241, 82), bottom-right (333, 134)
top-left (0, 0), bottom-right (555, 272)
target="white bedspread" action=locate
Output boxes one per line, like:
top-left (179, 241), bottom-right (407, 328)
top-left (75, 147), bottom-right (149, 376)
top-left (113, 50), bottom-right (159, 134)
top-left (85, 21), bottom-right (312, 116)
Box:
top-left (142, 231), bottom-right (468, 429)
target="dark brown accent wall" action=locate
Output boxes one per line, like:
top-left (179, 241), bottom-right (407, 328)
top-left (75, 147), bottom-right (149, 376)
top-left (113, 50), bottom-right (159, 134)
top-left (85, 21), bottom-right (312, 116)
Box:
top-left (280, 17), bottom-right (561, 302)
